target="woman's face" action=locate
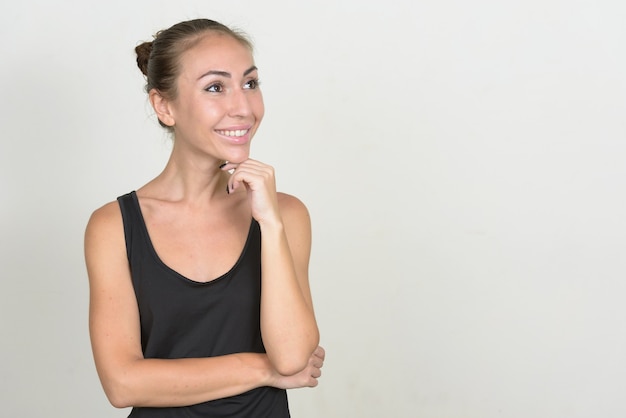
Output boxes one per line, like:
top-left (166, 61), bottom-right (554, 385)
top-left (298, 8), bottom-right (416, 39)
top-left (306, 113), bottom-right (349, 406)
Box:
top-left (166, 33), bottom-right (264, 164)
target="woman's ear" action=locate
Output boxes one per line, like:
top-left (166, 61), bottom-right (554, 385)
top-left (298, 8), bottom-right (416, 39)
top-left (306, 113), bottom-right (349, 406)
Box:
top-left (149, 89), bottom-right (175, 127)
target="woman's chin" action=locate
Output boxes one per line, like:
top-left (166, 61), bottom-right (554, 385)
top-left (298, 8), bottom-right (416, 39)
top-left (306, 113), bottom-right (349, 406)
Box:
top-left (225, 151), bottom-right (251, 164)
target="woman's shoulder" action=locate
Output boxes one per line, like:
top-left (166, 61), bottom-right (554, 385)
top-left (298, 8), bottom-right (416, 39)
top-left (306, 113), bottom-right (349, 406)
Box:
top-left (85, 199), bottom-right (124, 239)
top-left (277, 192), bottom-right (309, 217)
top-left (277, 192), bottom-right (311, 232)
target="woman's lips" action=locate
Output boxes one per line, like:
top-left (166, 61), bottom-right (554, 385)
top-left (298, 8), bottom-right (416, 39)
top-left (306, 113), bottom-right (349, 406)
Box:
top-left (215, 128), bottom-right (251, 143)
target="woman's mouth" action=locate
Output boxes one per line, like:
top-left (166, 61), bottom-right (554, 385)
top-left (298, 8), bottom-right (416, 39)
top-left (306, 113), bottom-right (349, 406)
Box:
top-left (215, 129), bottom-right (250, 137)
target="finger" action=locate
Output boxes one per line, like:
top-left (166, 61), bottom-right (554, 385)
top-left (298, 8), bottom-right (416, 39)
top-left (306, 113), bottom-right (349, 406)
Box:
top-left (312, 357), bottom-right (324, 368)
top-left (229, 166), bottom-right (274, 193)
top-left (308, 377), bottom-right (319, 388)
top-left (222, 158), bottom-right (267, 172)
top-left (224, 165), bottom-right (259, 193)
top-left (219, 161), bottom-right (238, 173)
top-left (314, 346), bottom-right (326, 360)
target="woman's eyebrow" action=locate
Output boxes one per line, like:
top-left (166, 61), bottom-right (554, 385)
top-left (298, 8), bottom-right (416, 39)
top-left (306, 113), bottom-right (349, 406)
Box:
top-left (198, 66), bottom-right (258, 80)
top-left (244, 65), bottom-right (258, 76)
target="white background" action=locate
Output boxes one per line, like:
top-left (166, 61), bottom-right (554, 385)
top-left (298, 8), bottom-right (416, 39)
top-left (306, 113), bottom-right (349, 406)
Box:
top-left (1, 1), bottom-right (625, 417)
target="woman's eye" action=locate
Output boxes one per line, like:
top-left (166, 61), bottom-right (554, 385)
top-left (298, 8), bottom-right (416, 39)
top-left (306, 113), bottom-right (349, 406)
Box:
top-left (205, 83), bottom-right (223, 93)
top-left (244, 79), bottom-right (260, 90)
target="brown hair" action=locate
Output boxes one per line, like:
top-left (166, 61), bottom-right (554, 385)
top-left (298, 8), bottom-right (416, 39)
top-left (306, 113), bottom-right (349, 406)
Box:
top-left (135, 19), bottom-right (253, 129)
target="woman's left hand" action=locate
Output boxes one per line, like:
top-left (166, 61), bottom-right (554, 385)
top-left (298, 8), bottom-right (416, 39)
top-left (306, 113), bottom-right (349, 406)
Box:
top-left (221, 159), bottom-right (281, 225)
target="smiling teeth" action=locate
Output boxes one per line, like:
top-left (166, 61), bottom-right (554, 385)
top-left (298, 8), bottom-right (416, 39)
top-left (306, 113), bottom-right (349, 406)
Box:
top-left (217, 129), bottom-right (248, 137)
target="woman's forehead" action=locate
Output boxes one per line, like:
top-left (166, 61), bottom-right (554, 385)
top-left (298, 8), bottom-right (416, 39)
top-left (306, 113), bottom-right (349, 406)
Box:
top-left (179, 34), bottom-right (255, 77)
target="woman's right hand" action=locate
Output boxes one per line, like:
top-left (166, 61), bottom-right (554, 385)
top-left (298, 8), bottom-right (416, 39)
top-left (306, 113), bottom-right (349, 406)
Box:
top-left (269, 346), bottom-right (325, 389)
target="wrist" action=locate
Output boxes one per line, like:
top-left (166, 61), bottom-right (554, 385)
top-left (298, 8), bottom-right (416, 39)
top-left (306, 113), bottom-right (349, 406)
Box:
top-left (256, 215), bottom-right (284, 233)
top-left (252, 353), bottom-right (275, 387)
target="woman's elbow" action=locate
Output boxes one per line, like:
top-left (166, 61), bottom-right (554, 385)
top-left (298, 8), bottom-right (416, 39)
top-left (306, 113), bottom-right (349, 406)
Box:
top-left (272, 338), bottom-right (320, 376)
top-left (101, 373), bottom-right (137, 409)
top-left (273, 356), bottom-right (310, 376)
top-left (108, 394), bottom-right (133, 409)
top-left (104, 387), bottom-right (133, 409)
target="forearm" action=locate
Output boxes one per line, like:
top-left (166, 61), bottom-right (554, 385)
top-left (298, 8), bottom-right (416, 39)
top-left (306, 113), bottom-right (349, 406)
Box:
top-left (259, 221), bottom-right (320, 375)
top-left (99, 353), bottom-right (271, 408)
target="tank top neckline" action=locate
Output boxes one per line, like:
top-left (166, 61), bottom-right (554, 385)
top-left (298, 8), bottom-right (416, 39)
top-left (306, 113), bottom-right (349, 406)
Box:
top-left (129, 190), bottom-right (256, 286)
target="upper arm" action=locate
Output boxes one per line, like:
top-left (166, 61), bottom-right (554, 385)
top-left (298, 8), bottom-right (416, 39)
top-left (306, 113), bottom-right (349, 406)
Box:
top-left (84, 202), bottom-right (144, 389)
top-left (277, 193), bottom-right (315, 311)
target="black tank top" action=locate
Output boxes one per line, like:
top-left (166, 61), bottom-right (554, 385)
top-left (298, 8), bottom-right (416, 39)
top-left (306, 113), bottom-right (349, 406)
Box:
top-left (117, 191), bottom-right (290, 417)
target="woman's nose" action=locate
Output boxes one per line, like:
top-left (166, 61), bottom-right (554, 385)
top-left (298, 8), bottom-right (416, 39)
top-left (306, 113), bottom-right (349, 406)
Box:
top-left (228, 88), bottom-right (251, 117)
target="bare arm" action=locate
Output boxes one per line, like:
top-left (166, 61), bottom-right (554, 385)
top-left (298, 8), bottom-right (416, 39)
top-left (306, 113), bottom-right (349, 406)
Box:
top-left (259, 193), bottom-right (320, 375)
top-left (85, 202), bottom-right (320, 408)
top-left (225, 160), bottom-right (320, 375)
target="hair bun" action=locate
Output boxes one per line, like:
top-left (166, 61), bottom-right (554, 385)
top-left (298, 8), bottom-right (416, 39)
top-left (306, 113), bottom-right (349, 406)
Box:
top-left (135, 41), bottom-right (153, 76)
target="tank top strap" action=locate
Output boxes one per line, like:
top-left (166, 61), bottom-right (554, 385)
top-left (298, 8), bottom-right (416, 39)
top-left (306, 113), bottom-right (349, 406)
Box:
top-left (117, 191), bottom-right (141, 260)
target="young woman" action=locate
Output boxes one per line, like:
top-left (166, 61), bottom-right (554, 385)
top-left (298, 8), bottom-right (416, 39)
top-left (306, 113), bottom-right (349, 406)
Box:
top-left (84, 18), bottom-right (324, 417)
